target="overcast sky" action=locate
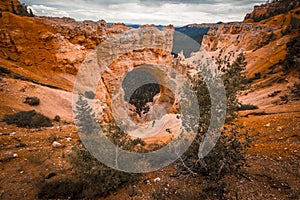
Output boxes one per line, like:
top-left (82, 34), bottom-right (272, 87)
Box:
top-left (20, 0), bottom-right (266, 26)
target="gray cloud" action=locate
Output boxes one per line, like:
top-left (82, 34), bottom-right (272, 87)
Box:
top-left (139, 0), bottom-right (265, 6)
top-left (21, 0), bottom-right (266, 26)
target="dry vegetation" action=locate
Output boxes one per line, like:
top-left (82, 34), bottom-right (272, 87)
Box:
top-left (0, 0), bottom-right (299, 199)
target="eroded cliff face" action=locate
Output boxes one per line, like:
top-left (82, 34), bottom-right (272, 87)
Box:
top-left (0, 11), bottom-right (130, 91)
top-left (202, 6), bottom-right (299, 76)
top-left (244, 0), bottom-right (299, 23)
top-left (0, 0), bottom-right (33, 17)
top-left (0, 3), bottom-right (179, 122)
top-left (73, 25), bottom-right (178, 124)
top-left (1, 0), bottom-right (299, 121)
top-left (201, 1), bottom-right (300, 109)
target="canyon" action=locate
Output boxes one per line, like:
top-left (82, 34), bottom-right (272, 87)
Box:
top-left (0, 0), bottom-right (299, 199)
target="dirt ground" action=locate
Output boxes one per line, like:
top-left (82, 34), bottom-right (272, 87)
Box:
top-left (0, 100), bottom-right (299, 199)
top-left (0, 0), bottom-right (299, 199)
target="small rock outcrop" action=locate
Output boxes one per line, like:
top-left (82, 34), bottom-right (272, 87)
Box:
top-left (0, 0), bottom-right (34, 17)
top-left (201, 3), bottom-right (300, 73)
top-left (244, 0), bottom-right (299, 22)
top-left (74, 26), bottom-right (177, 123)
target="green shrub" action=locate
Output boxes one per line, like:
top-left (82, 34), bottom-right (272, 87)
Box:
top-left (178, 125), bottom-right (250, 180)
top-left (3, 110), bottom-right (52, 128)
top-left (74, 94), bottom-right (99, 134)
top-left (38, 144), bottom-right (140, 199)
top-left (280, 95), bottom-right (289, 104)
top-left (290, 82), bottom-right (300, 98)
top-left (0, 66), bottom-right (11, 76)
top-left (282, 35), bottom-right (300, 72)
top-left (68, 146), bottom-right (139, 198)
top-left (128, 83), bottom-right (160, 116)
top-left (53, 115), bottom-right (61, 122)
top-left (23, 97), bottom-right (40, 106)
top-left (102, 121), bottom-right (146, 151)
top-left (61, 95), bottom-right (145, 198)
top-left (268, 90), bottom-right (281, 97)
top-left (247, 72), bottom-right (261, 83)
top-left (177, 53), bottom-right (251, 182)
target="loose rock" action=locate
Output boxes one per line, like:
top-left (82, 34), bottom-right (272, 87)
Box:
top-left (52, 141), bottom-right (63, 148)
top-left (154, 177), bottom-right (161, 182)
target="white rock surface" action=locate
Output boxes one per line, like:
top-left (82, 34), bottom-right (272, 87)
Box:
top-left (154, 177), bottom-right (161, 182)
top-left (52, 141), bottom-right (63, 148)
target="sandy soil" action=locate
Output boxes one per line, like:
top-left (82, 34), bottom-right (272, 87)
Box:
top-left (0, 98), bottom-right (299, 199)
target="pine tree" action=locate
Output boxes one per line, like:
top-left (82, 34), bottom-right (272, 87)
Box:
top-left (177, 53), bottom-right (251, 181)
top-left (11, 0), bottom-right (16, 14)
top-left (29, 8), bottom-right (34, 17)
top-left (220, 53), bottom-right (248, 122)
top-left (75, 94), bottom-right (99, 135)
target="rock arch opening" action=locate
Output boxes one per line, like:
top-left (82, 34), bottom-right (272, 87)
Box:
top-left (122, 69), bottom-right (160, 116)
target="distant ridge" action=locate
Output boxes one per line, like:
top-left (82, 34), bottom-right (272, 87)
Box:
top-left (175, 23), bottom-right (220, 44)
top-left (122, 22), bottom-right (221, 45)
top-left (124, 23), bottom-right (165, 30)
